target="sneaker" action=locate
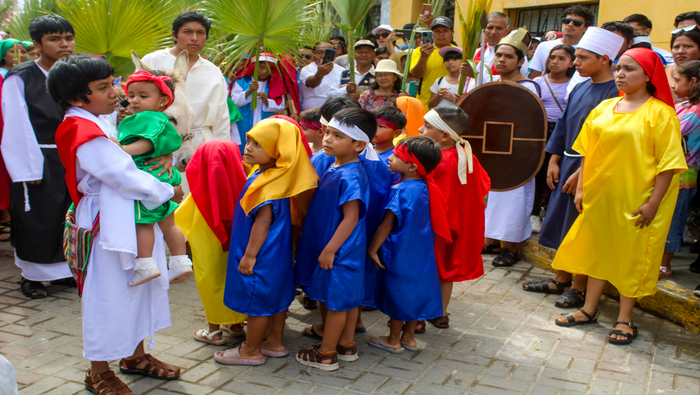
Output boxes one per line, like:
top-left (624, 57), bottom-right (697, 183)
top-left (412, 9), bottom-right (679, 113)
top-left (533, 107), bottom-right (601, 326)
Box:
top-left (336, 342), bottom-right (358, 361)
top-left (168, 255), bottom-right (193, 284)
top-left (130, 257), bottom-right (161, 286)
top-left (296, 344), bottom-right (339, 371)
top-left (530, 215), bottom-right (541, 233)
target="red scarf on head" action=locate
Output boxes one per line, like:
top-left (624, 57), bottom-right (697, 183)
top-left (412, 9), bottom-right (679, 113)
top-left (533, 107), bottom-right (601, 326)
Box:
top-left (622, 48), bottom-right (675, 108)
top-left (125, 70), bottom-right (174, 110)
top-left (270, 115), bottom-right (313, 157)
top-left (186, 140), bottom-right (247, 252)
top-left (235, 54), bottom-right (301, 116)
top-left (393, 144), bottom-right (452, 243)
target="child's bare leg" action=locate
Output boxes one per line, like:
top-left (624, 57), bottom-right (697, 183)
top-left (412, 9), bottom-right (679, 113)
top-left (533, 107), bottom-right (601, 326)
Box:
top-left (159, 214), bottom-right (186, 256)
top-left (262, 311), bottom-right (287, 352)
top-left (319, 310), bottom-right (347, 353)
top-left (440, 282), bottom-right (453, 315)
top-left (304, 302), bottom-right (327, 337)
top-left (400, 321), bottom-right (418, 348)
top-left (136, 223), bottom-right (156, 258)
top-left (240, 315), bottom-right (268, 359)
top-left (356, 306), bottom-right (364, 330)
top-left (90, 360), bottom-right (110, 375)
top-left (377, 319), bottom-right (404, 349)
top-left (339, 307), bottom-right (358, 347)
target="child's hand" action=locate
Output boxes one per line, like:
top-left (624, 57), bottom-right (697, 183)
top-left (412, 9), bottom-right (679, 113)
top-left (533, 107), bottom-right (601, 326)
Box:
top-left (369, 252), bottom-right (385, 270)
top-left (109, 136), bottom-right (123, 148)
top-left (257, 92), bottom-right (269, 106)
top-left (117, 107), bottom-right (132, 124)
top-left (318, 249), bottom-right (335, 270)
top-left (633, 202), bottom-right (659, 229)
top-left (547, 162), bottom-right (560, 189)
top-left (562, 171), bottom-right (579, 195)
top-left (574, 189), bottom-right (583, 213)
top-left (238, 254), bottom-right (256, 275)
top-left (246, 81), bottom-right (259, 98)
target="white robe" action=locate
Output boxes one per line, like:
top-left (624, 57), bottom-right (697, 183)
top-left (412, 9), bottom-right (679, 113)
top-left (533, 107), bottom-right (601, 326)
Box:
top-left (141, 49), bottom-right (230, 147)
top-left (67, 108), bottom-right (175, 361)
top-left (229, 80), bottom-right (285, 144)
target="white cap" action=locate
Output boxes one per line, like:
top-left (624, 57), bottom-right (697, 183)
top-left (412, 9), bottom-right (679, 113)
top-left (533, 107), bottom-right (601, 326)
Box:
top-left (577, 27), bottom-right (624, 60)
top-left (372, 24), bottom-right (393, 35)
top-left (633, 35), bottom-right (652, 46)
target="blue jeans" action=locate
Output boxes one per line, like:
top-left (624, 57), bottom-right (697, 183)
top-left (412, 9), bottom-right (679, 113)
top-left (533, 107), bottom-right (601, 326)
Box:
top-left (665, 188), bottom-right (697, 253)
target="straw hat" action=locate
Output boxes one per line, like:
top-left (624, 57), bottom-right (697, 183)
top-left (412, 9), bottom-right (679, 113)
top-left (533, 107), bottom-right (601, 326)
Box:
top-left (374, 59), bottom-right (402, 75)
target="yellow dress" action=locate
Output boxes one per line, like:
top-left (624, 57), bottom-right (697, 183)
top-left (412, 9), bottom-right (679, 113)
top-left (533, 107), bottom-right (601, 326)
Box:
top-left (551, 97), bottom-right (687, 298)
top-left (174, 195), bottom-right (247, 325)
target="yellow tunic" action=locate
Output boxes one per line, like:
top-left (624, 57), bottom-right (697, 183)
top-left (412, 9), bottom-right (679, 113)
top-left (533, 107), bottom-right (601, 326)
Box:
top-left (174, 195), bottom-right (247, 325)
top-left (551, 97), bottom-right (687, 298)
top-left (409, 45), bottom-right (453, 110)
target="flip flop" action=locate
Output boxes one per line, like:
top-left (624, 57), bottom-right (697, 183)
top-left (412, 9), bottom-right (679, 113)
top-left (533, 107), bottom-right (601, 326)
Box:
top-left (368, 336), bottom-right (404, 354)
top-left (400, 342), bottom-right (423, 352)
top-left (301, 325), bottom-right (323, 341)
top-left (214, 347), bottom-right (266, 365)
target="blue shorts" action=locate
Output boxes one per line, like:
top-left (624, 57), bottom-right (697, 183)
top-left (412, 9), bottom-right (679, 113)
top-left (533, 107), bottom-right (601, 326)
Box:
top-left (665, 188), bottom-right (697, 253)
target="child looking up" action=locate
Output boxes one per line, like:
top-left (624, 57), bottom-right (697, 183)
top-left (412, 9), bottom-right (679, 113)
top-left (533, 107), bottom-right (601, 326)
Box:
top-left (116, 70), bottom-right (193, 286)
top-left (367, 136), bottom-right (448, 353)
top-left (372, 105), bottom-right (407, 163)
top-left (50, 54), bottom-right (180, 394)
top-left (296, 108), bottom-right (375, 371)
top-left (419, 107), bottom-right (491, 329)
top-left (216, 118), bottom-right (317, 366)
top-left (428, 47), bottom-right (475, 109)
top-left (300, 107), bottom-right (323, 154)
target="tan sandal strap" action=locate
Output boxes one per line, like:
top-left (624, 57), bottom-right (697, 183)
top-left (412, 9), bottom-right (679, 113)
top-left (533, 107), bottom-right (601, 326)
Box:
top-left (86, 369), bottom-right (131, 395)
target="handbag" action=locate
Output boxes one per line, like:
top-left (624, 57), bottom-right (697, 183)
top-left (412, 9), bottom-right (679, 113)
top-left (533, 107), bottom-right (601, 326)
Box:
top-left (63, 203), bottom-right (100, 296)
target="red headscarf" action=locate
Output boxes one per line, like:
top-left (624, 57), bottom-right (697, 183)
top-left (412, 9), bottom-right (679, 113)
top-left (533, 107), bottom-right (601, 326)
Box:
top-left (186, 140), bottom-right (246, 252)
top-left (235, 53), bottom-right (301, 116)
top-left (270, 115), bottom-right (313, 157)
top-left (622, 48), bottom-right (675, 108)
top-left (125, 70), bottom-right (174, 110)
top-left (393, 143), bottom-right (452, 243)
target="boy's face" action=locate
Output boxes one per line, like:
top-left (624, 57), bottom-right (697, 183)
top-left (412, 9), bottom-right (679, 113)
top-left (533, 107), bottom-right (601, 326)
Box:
top-left (257, 61), bottom-right (272, 81)
top-left (573, 48), bottom-right (606, 78)
top-left (387, 153), bottom-right (415, 175)
top-left (419, 121), bottom-right (450, 144)
top-left (243, 135), bottom-right (274, 167)
top-left (302, 126), bottom-right (323, 145)
top-left (372, 124), bottom-right (399, 144)
top-left (71, 76), bottom-right (120, 116)
top-left (127, 81), bottom-right (169, 114)
top-left (494, 45), bottom-right (523, 74)
top-left (35, 31), bottom-right (75, 62)
top-left (173, 21), bottom-right (207, 56)
top-left (323, 127), bottom-right (365, 158)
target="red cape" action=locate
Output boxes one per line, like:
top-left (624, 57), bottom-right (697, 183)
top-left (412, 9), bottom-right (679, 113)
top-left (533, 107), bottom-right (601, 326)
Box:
top-left (55, 117), bottom-right (107, 205)
top-left (474, 47), bottom-right (499, 77)
top-left (235, 55), bottom-right (301, 116)
top-left (0, 74), bottom-right (10, 210)
top-left (433, 147), bottom-right (491, 282)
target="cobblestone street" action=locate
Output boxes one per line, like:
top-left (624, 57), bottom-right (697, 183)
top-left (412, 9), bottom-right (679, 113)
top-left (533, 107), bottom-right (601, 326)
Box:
top-left (1, 242), bottom-right (700, 395)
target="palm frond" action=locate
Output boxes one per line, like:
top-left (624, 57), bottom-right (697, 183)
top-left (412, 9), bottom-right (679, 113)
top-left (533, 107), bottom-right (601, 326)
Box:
top-left (430, 0), bottom-right (445, 16)
top-left (329, 0), bottom-right (374, 84)
top-left (8, 0), bottom-right (59, 41)
top-left (304, 1), bottom-right (334, 43)
top-left (455, 0), bottom-right (492, 93)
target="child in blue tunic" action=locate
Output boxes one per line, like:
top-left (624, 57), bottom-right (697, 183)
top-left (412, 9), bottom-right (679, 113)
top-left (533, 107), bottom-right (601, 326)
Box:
top-left (295, 108), bottom-right (376, 372)
top-left (367, 136), bottom-right (450, 353)
top-left (372, 106), bottom-right (407, 164)
top-left (215, 118), bottom-right (317, 367)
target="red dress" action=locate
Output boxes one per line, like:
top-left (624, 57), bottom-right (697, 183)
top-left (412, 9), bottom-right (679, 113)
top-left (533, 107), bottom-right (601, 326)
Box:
top-left (433, 147), bottom-right (491, 282)
top-left (0, 73), bottom-right (11, 210)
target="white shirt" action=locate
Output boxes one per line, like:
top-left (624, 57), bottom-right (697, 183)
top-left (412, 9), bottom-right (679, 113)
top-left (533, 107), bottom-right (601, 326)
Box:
top-left (328, 64), bottom-right (375, 97)
top-left (229, 80), bottom-right (286, 143)
top-left (653, 46), bottom-right (674, 65)
top-left (529, 39), bottom-right (578, 74)
top-left (429, 76), bottom-right (476, 107)
top-left (299, 62), bottom-right (345, 111)
top-left (141, 49), bottom-right (230, 143)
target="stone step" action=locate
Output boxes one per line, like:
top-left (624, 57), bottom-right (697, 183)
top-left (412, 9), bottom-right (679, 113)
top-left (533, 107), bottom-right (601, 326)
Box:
top-left (517, 234), bottom-right (700, 332)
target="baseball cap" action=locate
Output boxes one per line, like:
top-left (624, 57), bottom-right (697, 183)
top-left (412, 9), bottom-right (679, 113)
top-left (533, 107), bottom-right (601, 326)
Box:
top-left (431, 17), bottom-right (453, 30)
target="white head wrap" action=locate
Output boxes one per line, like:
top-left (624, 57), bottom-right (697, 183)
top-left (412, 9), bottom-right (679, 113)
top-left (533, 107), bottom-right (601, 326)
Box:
top-left (424, 110), bottom-right (473, 184)
top-left (328, 117), bottom-right (379, 161)
top-left (632, 35), bottom-right (652, 46)
top-left (577, 27), bottom-right (625, 60)
top-left (258, 54), bottom-right (278, 64)
top-left (320, 115), bottom-right (330, 126)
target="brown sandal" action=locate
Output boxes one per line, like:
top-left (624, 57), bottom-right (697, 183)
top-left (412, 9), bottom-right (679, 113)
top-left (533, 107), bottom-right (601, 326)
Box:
top-left (119, 354), bottom-right (180, 380)
top-left (298, 293), bottom-right (318, 310)
top-left (85, 368), bottom-right (132, 394)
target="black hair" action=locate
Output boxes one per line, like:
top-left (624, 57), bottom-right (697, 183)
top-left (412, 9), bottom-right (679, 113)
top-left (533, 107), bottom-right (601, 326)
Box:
top-left (675, 60), bottom-right (700, 105)
top-left (29, 14), bottom-right (74, 43)
top-left (373, 105), bottom-right (407, 129)
top-left (330, 35), bottom-right (346, 43)
top-left (300, 107), bottom-right (322, 123)
top-left (331, 108), bottom-right (377, 141)
top-left (546, 44), bottom-right (577, 78)
top-left (46, 54), bottom-right (114, 113)
top-left (128, 69), bottom-right (176, 97)
top-left (375, 46), bottom-right (389, 57)
top-left (495, 43), bottom-right (525, 62)
top-left (442, 50), bottom-right (462, 62)
top-left (433, 106), bottom-right (469, 135)
top-left (319, 95), bottom-right (360, 121)
top-left (671, 28), bottom-right (700, 52)
top-left (601, 21), bottom-right (635, 46)
top-left (396, 136), bottom-right (442, 174)
top-left (172, 11), bottom-right (211, 40)
top-left (403, 23), bottom-right (415, 30)
top-left (623, 14), bottom-right (652, 30)
top-left (675, 12), bottom-right (700, 28)
top-left (563, 6), bottom-right (595, 27)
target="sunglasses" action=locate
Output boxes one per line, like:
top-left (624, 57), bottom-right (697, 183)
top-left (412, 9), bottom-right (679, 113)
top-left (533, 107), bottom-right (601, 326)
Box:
top-left (302, 54), bottom-right (312, 59)
top-left (374, 32), bottom-right (390, 39)
top-left (671, 25), bottom-right (700, 35)
top-left (561, 17), bottom-right (585, 27)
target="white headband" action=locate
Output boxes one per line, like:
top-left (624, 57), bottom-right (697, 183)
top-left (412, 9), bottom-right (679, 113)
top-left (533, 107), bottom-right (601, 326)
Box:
top-left (328, 117), bottom-right (379, 161)
top-left (320, 116), bottom-right (330, 126)
top-left (424, 110), bottom-right (473, 184)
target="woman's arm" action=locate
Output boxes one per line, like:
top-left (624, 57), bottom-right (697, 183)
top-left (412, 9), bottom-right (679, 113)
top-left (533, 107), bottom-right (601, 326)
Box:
top-left (574, 158), bottom-right (584, 213)
top-left (367, 210), bottom-right (396, 270)
top-left (238, 204), bottom-right (273, 274)
top-left (318, 200), bottom-right (360, 270)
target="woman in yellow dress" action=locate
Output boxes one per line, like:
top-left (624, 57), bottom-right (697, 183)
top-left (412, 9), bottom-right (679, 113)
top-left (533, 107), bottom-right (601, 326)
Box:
top-left (174, 141), bottom-right (248, 345)
top-left (551, 48), bottom-right (687, 345)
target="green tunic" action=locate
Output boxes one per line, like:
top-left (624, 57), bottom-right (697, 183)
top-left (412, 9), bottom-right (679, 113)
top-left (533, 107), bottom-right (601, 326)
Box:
top-left (119, 111), bottom-right (182, 224)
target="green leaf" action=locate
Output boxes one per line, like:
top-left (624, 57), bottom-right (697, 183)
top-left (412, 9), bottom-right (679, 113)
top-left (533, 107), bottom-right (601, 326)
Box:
top-left (8, 0), bottom-right (59, 42)
top-left (329, 0), bottom-right (374, 84)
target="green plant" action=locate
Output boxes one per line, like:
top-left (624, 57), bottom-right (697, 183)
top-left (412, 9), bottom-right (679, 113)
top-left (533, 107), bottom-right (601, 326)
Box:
top-left (455, 0), bottom-right (492, 94)
top-left (329, 0), bottom-right (375, 84)
top-left (8, 0), bottom-right (58, 42)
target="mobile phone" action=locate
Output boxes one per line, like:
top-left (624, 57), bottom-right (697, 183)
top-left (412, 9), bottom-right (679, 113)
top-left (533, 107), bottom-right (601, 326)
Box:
top-left (322, 48), bottom-right (336, 64)
top-left (421, 31), bottom-right (434, 45)
top-left (422, 3), bottom-right (432, 15)
top-left (396, 29), bottom-right (413, 38)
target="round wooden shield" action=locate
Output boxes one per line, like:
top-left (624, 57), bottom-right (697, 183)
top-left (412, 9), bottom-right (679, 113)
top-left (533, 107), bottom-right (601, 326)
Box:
top-left (457, 81), bottom-right (547, 191)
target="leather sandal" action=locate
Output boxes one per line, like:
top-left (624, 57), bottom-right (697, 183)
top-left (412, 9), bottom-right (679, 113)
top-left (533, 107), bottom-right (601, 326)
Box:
top-left (609, 321), bottom-right (638, 345)
top-left (555, 288), bottom-right (585, 308)
top-left (427, 315), bottom-right (449, 328)
top-left (19, 278), bottom-right (48, 299)
top-left (554, 308), bottom-right (598, 327)
top-left (85, 368), bottom-right (132, 395)
top-left (522, 279), bottom-right (571, 294)
top-left (492, 248), bottom-right (520, 267)
top-left (296, 344), bottom-right (339, 371)
top-left (119, 354), bottom-right (180, 380)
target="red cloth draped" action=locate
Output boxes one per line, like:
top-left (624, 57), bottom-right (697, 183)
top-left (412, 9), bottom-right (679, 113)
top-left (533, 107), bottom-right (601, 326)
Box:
top-left (393, 144), bottom-right (451, 242)
top-left (474, 47), bottom-right (499, 77)
top-left (186, 140), bottom-right (246, 252)
top-left (622, 48), bottom-right (675, 108)
top-left (433, 147), bottom-right (491, 282)
top-left (0, 74), bottom-right (10, 210)
top-left (269, 115), bottom-right (313, 158)
top-left (235, 54), bottom-right (301, 116)
top-left (55, 118), bottom-right (107, 205)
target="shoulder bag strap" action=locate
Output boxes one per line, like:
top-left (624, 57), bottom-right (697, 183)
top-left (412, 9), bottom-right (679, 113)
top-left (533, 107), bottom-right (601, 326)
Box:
top-left (543, 75), bottom-right (564, 112)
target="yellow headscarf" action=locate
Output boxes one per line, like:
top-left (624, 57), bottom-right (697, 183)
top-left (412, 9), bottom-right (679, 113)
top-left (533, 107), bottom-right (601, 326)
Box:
top-left (240, 118), bottom-right (318, 224)
top-left (396, 96), bottom-right (425, 137)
